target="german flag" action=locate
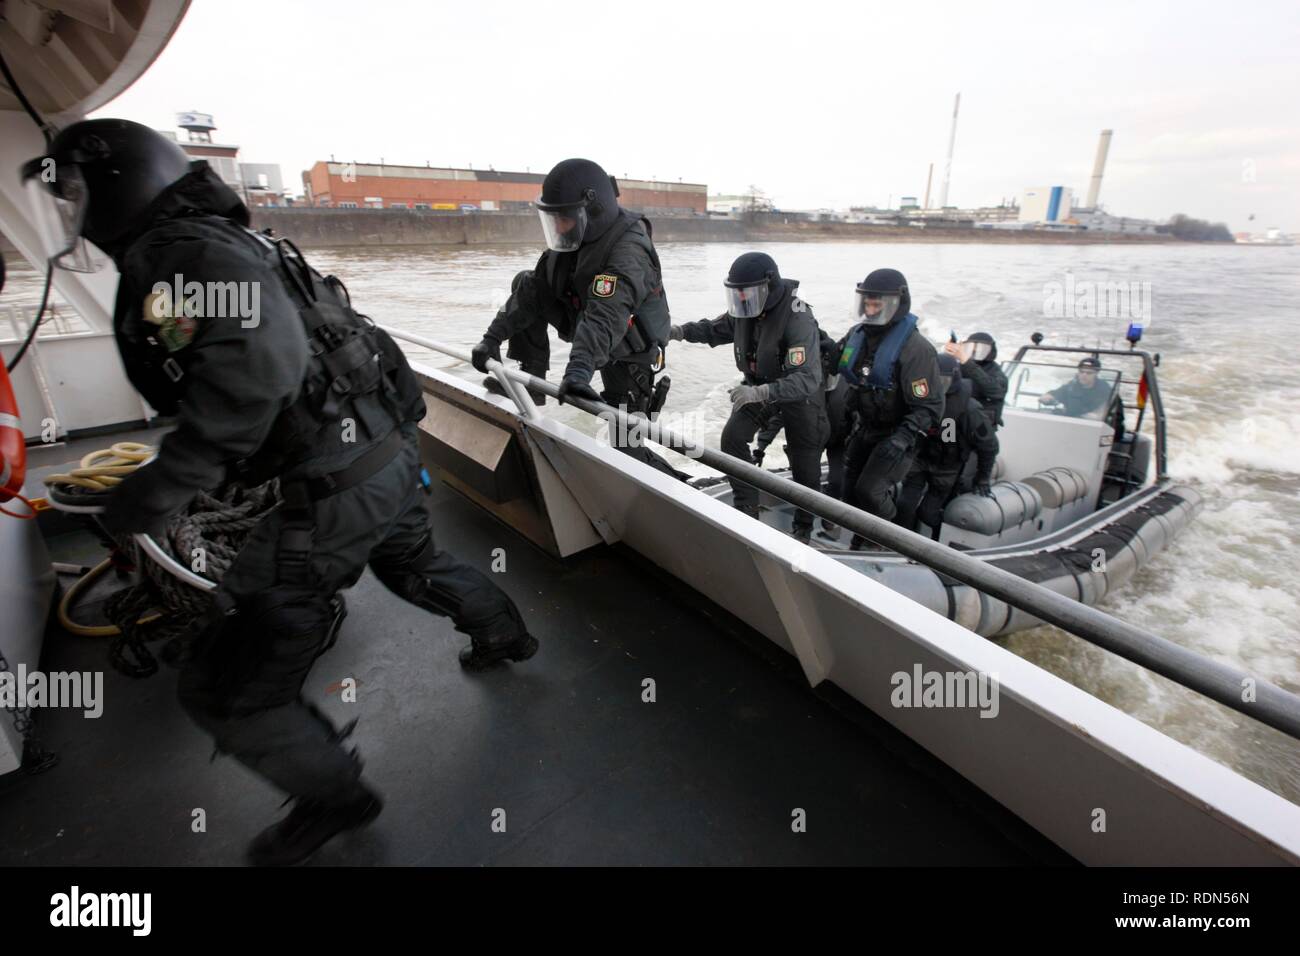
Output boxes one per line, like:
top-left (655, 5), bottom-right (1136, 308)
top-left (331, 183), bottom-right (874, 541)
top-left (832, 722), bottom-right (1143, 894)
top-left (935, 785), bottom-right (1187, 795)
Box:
top-left (1136, 373), bottom-right (1149, 410)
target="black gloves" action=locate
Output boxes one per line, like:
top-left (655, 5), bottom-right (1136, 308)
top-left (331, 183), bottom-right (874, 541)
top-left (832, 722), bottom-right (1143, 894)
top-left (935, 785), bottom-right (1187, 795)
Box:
top-left (556, 376), bottom-right (602, 406)
top-left (976, 479), bottom-right (994, 498)
top-left (100, 467), bottom-right (175, 541)
top-left (885, 431), bottom-right (913, 456)
top-left (751, 447), bottom-right (765, 467)
top-left (668, 325), bottom-right (684, 342)
top-left (471, 336), bottom-right (502, 374)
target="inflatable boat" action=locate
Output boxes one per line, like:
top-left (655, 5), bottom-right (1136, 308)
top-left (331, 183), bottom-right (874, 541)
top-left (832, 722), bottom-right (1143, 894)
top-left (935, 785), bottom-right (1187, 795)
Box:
top-left (699, 339), bottom-right (1202, 636)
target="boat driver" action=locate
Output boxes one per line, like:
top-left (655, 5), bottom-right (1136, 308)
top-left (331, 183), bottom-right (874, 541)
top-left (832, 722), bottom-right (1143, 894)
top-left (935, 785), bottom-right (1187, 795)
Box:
top-left (1041, 356), bottom-right (1111, 418)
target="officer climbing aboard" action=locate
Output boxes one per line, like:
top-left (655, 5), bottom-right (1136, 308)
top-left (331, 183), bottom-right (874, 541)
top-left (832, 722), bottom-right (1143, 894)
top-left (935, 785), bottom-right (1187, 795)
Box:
top-left (669, 253), bottom-right (828, 542)
top-left (895, 353), bottom-right (999, 537)
top-left (835, 268), bottom-right (944, 548)
top-left (471, 158), bottom-right (680, 476)
top-left (23, 119), bottom-right (537, 866)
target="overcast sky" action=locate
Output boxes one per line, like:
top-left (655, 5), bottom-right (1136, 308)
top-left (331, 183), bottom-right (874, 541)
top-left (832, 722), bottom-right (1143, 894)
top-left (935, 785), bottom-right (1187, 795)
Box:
top-left (93, 0), bottom-right (1300, 232)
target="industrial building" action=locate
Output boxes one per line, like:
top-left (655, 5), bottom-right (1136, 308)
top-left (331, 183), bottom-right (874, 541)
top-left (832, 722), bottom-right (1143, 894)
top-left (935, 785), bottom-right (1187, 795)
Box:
top-left (162, 112), bottom-right (289, 206)
top-left (1019, 186), bottom-right (1073, 224)
top-left (304, 162), bottom-right (707, 215)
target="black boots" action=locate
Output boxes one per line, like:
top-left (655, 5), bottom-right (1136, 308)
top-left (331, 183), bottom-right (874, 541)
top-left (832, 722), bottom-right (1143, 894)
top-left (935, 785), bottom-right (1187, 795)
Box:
top-left (248, 784), bottom-right (383, 866)
top-left (459, 632), bottom-right (540, 672)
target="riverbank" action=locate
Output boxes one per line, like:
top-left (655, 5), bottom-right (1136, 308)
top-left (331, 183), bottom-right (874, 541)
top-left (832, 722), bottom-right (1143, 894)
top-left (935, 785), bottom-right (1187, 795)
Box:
top-left (247, 208), bottom-right (1178, 249)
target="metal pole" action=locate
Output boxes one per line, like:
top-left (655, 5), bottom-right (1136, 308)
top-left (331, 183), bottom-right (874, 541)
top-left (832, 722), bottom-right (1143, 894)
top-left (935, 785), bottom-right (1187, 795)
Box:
top-left (383, 326), bottom-right (1300, 741)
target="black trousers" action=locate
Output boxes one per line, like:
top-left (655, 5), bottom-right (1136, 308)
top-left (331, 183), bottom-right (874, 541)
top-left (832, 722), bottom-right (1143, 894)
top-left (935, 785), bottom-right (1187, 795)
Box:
top-left (177, 422), bottom-right (527, 806)
top-left (895, 465), bottom-right (962, 533)
top-left (722, 396), bottom-right (828, 532)
top-left (840, 430), bottom-right (917, 522)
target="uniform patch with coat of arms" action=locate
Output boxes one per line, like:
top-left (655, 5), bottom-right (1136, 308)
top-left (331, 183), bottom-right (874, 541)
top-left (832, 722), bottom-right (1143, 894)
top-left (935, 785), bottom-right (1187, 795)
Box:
top-left (911, 378), bottom-right (930, 399)
top-left (144, 288), bottom-right (199, 351)
top-left (592, 274), bottom-right (618, 298)
top-left (786, 346), bottom-right (806, 367)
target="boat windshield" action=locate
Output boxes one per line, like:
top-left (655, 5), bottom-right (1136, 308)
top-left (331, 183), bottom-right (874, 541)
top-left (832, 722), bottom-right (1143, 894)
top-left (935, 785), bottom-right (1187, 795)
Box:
top-left (1001, 360), bottom-right (1122, 421)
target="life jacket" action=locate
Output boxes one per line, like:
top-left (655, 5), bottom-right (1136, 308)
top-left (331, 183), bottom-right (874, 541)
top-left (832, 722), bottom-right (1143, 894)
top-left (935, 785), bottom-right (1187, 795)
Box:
top-left (543, 209), bottom-right (670, 357)
top-left (838, 313), bottom-right (919, 389)
top-left (731, 280), bottom-right (799, 384)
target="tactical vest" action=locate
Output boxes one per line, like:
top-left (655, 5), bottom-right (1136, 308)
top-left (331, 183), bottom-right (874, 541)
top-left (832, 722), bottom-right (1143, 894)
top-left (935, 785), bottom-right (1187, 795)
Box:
top-left (732, 281), bottom-right (797, 384)
top-left (542, 210), bottom-right (670, 357)
top-left (116, 222), bottom-right (421, 486)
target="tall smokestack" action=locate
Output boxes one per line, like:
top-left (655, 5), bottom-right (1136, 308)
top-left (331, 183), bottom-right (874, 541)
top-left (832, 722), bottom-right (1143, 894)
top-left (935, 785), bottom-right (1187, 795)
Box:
top-left (923, 162), bottom-right (934, 209)
top-left (938, 92), bottom-right (960, 209)
top-left (1086, 129), bottom-right (1113, 209)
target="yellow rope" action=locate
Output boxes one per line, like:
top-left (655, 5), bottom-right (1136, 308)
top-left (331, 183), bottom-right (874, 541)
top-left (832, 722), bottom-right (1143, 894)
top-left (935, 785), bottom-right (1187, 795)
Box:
top-left (58, 557), bottom-right (164, 637)
top-left (42, 441), bottom-right (154, 492)
top-left (45, 442), bottom-right (163, 636)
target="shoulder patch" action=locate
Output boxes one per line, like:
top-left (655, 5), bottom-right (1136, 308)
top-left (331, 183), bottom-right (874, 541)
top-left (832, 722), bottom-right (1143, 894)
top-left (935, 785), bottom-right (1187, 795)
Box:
top-left (159, 313), bottom-right (198, 352)
top-left (911, 378), bottom-right (930, 399)
top-left (592, 274), bottom-right (618, 298)
top-left (786, 346), bottom-right (807, 367)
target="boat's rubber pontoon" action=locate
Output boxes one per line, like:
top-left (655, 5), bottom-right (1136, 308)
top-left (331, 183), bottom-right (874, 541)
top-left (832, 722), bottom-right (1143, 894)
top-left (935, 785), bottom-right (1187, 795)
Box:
top-left (700, 342), bottom-right (1203, 636)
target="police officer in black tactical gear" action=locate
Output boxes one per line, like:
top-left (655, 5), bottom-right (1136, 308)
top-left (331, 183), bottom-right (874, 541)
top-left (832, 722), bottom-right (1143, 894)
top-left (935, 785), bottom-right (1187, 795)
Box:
top-left (945, 331), bottom-right (1007, 428)
top-left (895, 353), bottom-right (999, 537)
top-left (669, 253), bottom-right (828, 542)
top-left (750, 332), bottom-right (851, 540)
top-left (835, 268), bottom-right (943, 546)
top-left (24, 119), bottom-right (537, 866)
top-left (471, 158), bottom-right (679, 476)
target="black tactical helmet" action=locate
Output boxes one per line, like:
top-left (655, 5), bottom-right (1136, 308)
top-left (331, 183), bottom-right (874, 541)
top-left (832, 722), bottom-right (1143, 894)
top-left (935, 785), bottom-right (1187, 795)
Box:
top-left (937, 352), bottom-right (963, 394)
top-left (966, 331), bottom-right (998, 363)
top-left (722, 251), bottom-right (781, 319)
top-left (22, 118), bottom-right (192, 258)
top-left (535, 158), bottom-right (621, 251)
top-left (854, 267), bottom-right (910, 327)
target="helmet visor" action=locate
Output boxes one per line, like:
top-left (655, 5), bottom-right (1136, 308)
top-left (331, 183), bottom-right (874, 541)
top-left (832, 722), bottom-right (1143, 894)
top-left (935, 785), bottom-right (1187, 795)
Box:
top-left (23, 160), bottom-right (95, 272)
top-left (537, 204), bottom-right (588, 252)
top-left (854, 290), bottom-right (900, 326)
top-left (724, 281), bottom-right (769, 319)
top-left (969, 341), bottom-right (993, 362)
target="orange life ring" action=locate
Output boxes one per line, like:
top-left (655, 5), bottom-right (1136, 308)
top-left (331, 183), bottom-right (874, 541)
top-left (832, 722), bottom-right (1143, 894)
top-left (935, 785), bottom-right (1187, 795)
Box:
top-left (0, 361), bottom-right (27, 504)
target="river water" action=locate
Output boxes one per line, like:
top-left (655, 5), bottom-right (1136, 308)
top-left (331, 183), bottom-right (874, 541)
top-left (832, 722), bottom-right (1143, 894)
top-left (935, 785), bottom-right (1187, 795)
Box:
top-left (8, 239), bottom-right (1300, 803)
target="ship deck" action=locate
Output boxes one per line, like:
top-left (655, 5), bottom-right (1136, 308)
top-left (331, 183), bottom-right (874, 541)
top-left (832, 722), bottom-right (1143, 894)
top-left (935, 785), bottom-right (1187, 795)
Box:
top-left (0, 429), bottom-right (1073, 865)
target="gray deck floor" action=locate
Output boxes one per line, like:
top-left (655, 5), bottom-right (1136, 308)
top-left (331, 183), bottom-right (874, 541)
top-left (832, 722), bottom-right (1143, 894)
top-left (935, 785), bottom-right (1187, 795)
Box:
top-left (1, 430), bottom-right (1072, 865)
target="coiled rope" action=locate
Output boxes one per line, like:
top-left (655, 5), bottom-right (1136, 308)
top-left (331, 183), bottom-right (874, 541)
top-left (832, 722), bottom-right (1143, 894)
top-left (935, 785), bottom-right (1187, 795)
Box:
top-left (44, 444), bottom-right (280, 677)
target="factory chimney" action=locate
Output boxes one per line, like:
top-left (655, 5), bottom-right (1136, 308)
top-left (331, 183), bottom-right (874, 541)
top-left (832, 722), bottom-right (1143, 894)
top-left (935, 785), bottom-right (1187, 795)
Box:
top-left (938, 93), bottom-right (960, 209)
top-left (1085, 129), bottom-right (1113, 209)
top-left (923, 162), bottom-right (934, 210)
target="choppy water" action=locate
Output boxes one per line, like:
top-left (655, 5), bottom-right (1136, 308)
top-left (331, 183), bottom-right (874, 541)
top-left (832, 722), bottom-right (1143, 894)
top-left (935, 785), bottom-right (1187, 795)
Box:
top-left (8, 240), bottom-right (1299, 802)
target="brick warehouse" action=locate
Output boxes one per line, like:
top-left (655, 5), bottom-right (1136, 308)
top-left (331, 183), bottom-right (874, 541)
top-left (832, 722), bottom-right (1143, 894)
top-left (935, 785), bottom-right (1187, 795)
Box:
top-left (303, 162), bottom-right (707, 215)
